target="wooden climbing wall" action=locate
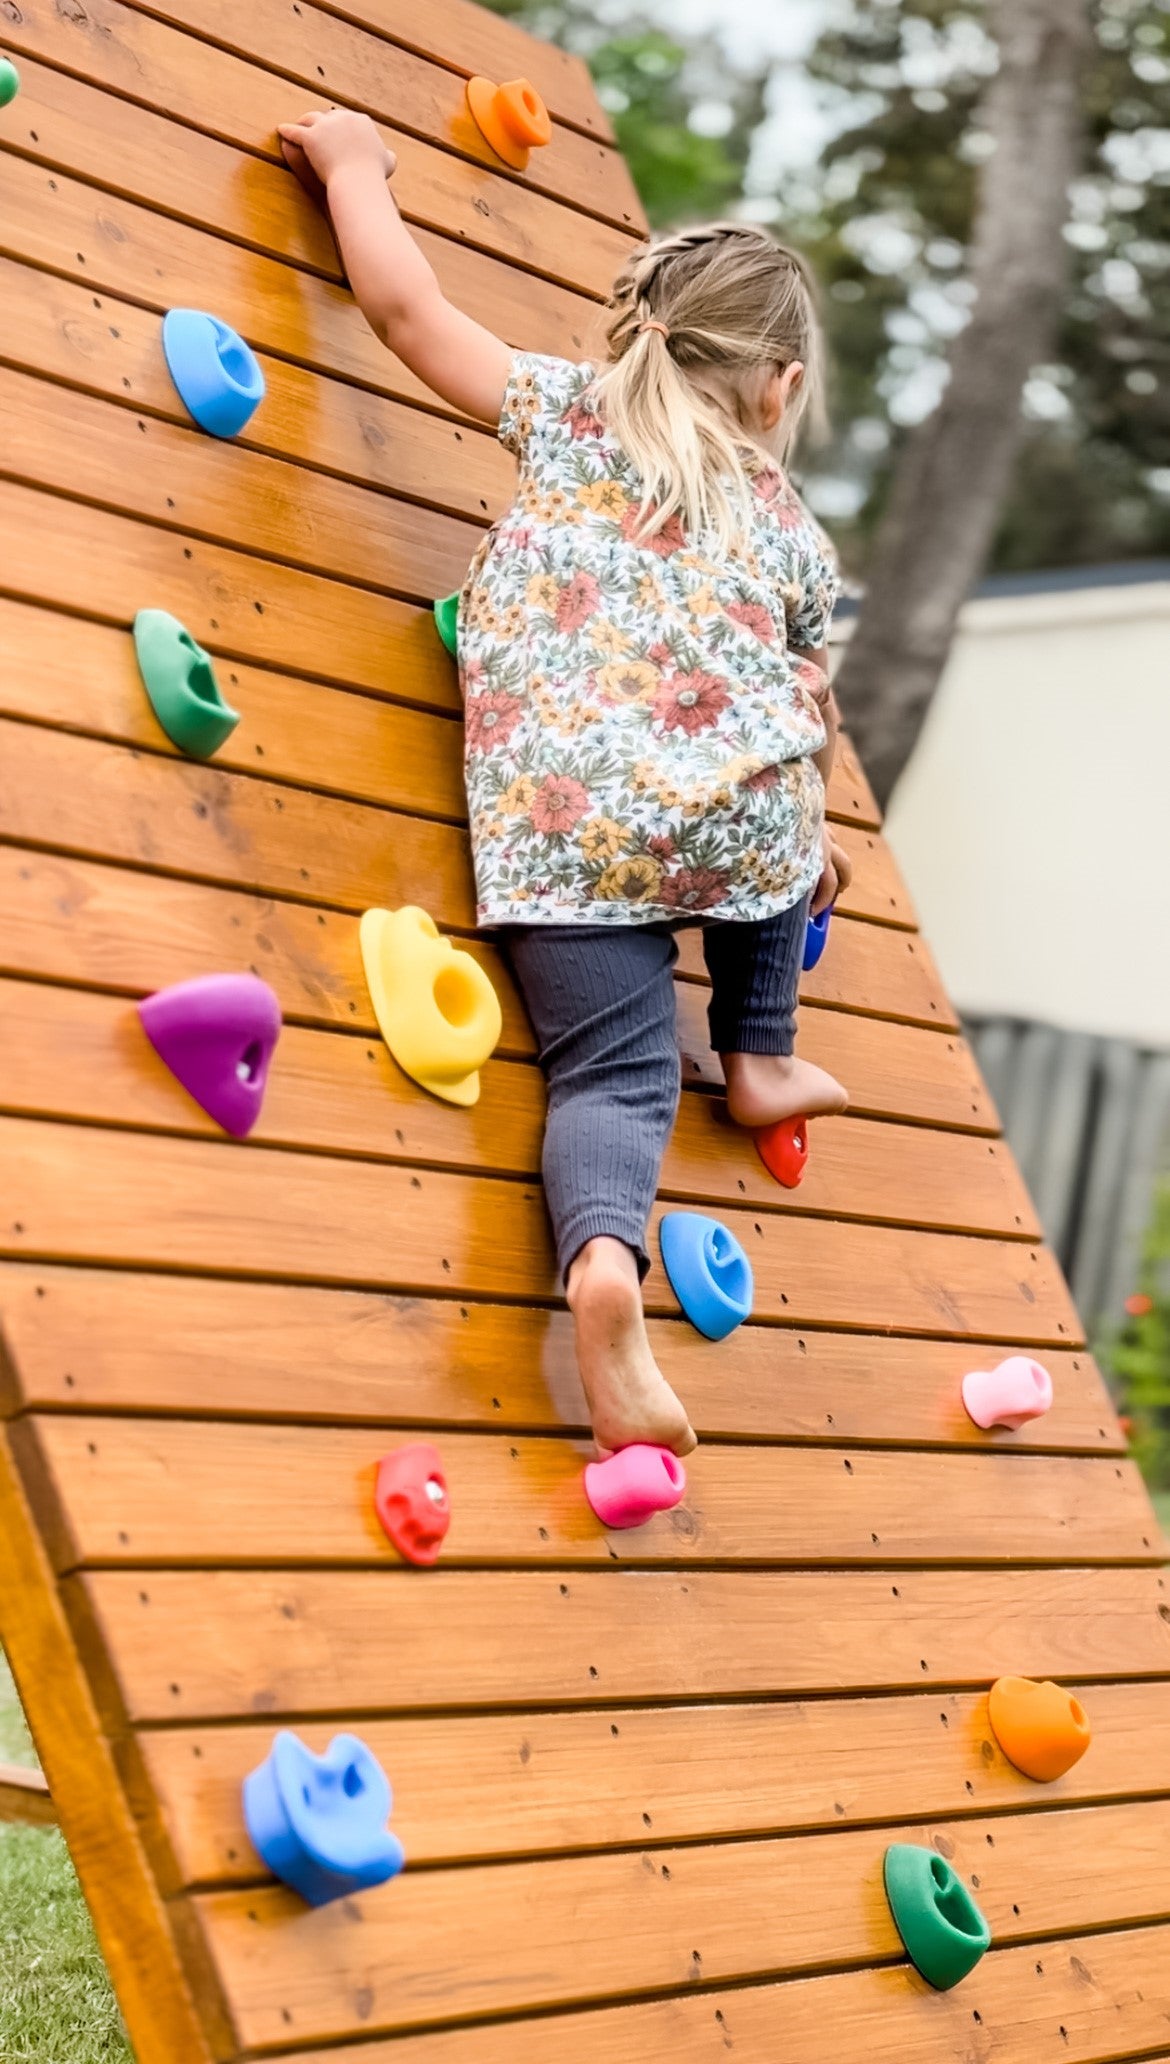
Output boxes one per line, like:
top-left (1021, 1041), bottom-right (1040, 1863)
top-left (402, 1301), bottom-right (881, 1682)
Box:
top-left (1, 0), bottom-right (1169, 2058)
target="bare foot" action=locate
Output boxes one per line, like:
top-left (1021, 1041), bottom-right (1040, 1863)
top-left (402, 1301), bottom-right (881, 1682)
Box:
top-left (567, 1237), bottom-right (697, 1457)
top-left (721, 1051), bottom-right (849, 1132)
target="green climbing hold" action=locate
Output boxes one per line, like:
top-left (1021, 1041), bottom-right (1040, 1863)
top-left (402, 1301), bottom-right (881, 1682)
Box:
top-left (883, 1844), bottom-right (991, 1991)
top-left (133, 609), bottom-right (240, 759)
top-left (0, 57), bottom-right (20, 106)
top-left (433, 591), bottom-right (460, 657)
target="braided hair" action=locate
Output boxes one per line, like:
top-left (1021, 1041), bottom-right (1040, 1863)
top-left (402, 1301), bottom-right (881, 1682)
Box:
top-left (592, 221), bottom-right (825, 550)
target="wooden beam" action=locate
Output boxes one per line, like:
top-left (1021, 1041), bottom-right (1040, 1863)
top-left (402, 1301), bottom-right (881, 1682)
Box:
top-left (0, 1759), bottom-right (56, 1828)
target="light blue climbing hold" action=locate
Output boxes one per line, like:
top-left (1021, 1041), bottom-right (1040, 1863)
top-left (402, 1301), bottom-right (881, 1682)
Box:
top-left (803, 905), bottom-right (831, 972)
top-left (659, 1212), bottom-right (753, 1341)
top-left (162, 308), bottom-right (265, 438)
top-left (243, 1731), bottom-right (405, 1907)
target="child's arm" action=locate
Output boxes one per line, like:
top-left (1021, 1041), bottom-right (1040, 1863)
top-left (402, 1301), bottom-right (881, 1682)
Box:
top-left (279, 108), bottom-right (513, 427)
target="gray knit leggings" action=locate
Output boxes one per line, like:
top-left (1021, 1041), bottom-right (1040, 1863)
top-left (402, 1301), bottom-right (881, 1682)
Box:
top-left (504, 893), bottom-right (810, 1281)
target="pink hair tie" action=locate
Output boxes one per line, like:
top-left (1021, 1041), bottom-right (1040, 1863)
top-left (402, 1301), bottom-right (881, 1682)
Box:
top-left (637, 319), bottom-right (670, 339)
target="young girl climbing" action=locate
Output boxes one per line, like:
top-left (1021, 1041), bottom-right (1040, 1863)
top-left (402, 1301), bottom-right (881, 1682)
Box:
top-left (280, 107), bottom-right (852, 1462)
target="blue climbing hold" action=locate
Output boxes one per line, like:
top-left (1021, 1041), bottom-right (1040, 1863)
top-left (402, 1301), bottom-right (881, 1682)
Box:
top-left (162, 309), bottom-right (265, 438)
top-left (659, 1212), bottom-right (753, 1341)
top-left (803, 905), bottom-right (831, 972)
top-left (243, 1731), bottom-right (405, 1907)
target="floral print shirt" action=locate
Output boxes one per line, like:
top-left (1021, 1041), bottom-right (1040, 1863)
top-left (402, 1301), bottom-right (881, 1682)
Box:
top-left (459, 352), bottom-right (840, 927)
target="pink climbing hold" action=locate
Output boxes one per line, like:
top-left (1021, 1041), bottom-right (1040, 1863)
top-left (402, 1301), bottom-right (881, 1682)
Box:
top-left (584, 1444), bottom-right (687, 1531)
top-left (138, 973), bottom-right (281, 1138)
top-left (961, 1355), bottom-right (1054, 1431)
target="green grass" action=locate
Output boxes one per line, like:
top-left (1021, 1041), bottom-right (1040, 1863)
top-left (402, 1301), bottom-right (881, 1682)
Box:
top-left (1154, 1490), bottom-right (1170, 1540)
top-left (0, 1652), bottom-right (132, 2063)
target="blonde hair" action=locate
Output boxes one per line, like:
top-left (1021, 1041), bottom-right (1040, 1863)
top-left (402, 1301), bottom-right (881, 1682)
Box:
top-left (592, 222), bottom-right (826, 551)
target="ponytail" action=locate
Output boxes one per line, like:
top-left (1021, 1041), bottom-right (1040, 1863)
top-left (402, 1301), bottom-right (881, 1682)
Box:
top-left (591, 223), bottom-right (826, 552)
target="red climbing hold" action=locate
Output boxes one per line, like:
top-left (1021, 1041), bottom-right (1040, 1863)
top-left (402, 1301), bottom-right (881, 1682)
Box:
top-left (755, 1114), bottom-right (810, 1189)
top-left (375, 1443), bottom-right (451, 1566)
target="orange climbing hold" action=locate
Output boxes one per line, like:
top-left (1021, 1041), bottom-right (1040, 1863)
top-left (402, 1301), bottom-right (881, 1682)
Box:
top-left (988, 1676), bottom-right (1092, 1782)
top-left (466, 76), bottom-right (552, 170)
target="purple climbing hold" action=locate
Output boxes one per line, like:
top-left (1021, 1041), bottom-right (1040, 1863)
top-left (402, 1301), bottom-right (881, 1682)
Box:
top-left (138, 973), bottom-right (281, 1137)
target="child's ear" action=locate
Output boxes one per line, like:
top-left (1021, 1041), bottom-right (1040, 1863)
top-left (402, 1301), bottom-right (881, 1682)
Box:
top-left (760, 370), bottom-right (785, 432)
top-left (778, 360), bottom-right (806, 413)
top-left (761, 361), bottom-right (804, 431)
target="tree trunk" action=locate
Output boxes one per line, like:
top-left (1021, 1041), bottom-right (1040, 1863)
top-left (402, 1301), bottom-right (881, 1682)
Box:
top-left (836, 0), bottom-right (1089, 809)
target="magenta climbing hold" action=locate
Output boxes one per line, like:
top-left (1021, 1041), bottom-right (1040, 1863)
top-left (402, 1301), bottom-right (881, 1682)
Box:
top-left (374, 1443), bottom-right (451, 1566)
top-left (584, 1445), bottom-right (687, 1531)
top-left (138, 973), bottom-right (281, 1137)
top-left (961, 1355), bottom-right (1053, 1431)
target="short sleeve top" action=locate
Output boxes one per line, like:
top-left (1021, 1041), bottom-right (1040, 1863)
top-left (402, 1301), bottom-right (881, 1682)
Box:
top-left (459, 351), bottom-right (840, 927)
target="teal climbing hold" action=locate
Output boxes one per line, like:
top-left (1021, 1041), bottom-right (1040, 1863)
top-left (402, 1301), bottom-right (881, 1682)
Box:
top-left (133, 609), bottom-right (240, 759)
top-left (883, 1844), bottom-right (991, 1990)
top-left (0, 58), bottom-right (19, 106)
top-left (434, 591), bottom-right (460, 656)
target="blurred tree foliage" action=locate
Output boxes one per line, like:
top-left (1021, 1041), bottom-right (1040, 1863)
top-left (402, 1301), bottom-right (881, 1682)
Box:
top-left (1107, 1181), bottom-right (1170, 1489)
top-left (485, 0), bottom-right (1170, 577)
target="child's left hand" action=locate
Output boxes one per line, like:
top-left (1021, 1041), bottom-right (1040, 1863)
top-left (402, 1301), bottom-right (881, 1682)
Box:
top-left (278, 108), bottom-right (397, 197)
top-left (812, 826), bottom-right (852, 916)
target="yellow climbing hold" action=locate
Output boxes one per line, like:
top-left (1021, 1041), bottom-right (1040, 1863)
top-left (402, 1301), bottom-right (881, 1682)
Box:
top-left (360, 906), bottom-right (502, 1107)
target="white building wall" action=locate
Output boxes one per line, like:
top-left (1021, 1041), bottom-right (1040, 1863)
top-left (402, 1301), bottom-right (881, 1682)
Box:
top-left (868, 577), bottom-right (1170, 1046)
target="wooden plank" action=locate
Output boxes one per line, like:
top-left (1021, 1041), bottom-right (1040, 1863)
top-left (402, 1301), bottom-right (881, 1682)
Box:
top-left (0, 1265), bottom-right (1119, 1452)
top-left (288, 0), bottom-right (615, 142)
top-left (0, 590), bottom-right (874, 829)
top-left (0, 1758), bottom-right (57, 1827)
top-left (814, 822), bottom-right (913, 929)
top-left (2, 21), bottom-right (634, 295)
top-left (192, 1798), bottom-right (1170, 2048)
top-left (0, 842), bottom-right (960, 1047)
top-left (118, 0), bottom-right (640, 226)
top-left (831, 731), bottom-right (881, 829)
top-left (0, 978), bottom-right (1035, 1235)
top-left (321, 0), bottom-right (609, 139)
top-left (0, 722), bottom-right (915, 949)
top-left (0, 479), bottom-right (445, 709)
top-left (0, 156), bottom-right (609, 413)
top-left (137, 1677), bottom-right (1170, 1882)
top-left (20, 1417), bottom-right (1156, 1571)
top-left (0, 1430), bottom-right (219, 2061)
top-left (0, 1117), bottom-right (1083, 1338)
top-left (252, 1922), bottom-right (1170, 2064)
top-left (73, 1564), bottom-right (1170, 1720)
top-left (0, 363), bottom-right (485, 601)
top-left (0, 258), bottom-right (513, 529)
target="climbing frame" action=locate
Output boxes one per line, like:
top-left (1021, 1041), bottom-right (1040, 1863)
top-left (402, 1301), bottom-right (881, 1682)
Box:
top-left (1, 0), bottom-right (1169, 2058)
